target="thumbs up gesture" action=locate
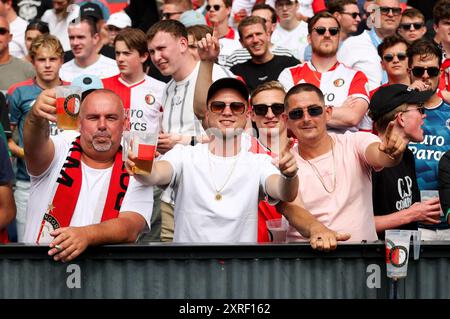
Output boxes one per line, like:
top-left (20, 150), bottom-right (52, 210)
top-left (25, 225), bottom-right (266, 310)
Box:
top-left (197, 23), bottom-right (220, 62)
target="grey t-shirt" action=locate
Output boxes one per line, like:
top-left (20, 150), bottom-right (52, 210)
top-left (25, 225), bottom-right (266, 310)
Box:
top-left (0, 56), bottom-right (35, 92)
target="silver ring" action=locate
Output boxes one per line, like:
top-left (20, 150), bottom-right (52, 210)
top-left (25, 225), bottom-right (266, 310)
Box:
top-left (55, 244), bottom-right (62, 251)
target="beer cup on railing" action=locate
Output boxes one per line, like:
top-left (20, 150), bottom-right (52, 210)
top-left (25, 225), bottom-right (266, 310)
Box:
top-left (55, 86), bottom-right (82, 130)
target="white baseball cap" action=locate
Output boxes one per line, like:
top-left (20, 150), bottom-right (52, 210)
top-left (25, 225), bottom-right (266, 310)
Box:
top-left (106, 11), bottom-right (132, 29)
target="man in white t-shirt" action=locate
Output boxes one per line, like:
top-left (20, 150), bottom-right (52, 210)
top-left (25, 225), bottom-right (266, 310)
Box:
top-left (22, 89), bottom-right (151, 261)
top-left (271, 0), bottom-right (308, 61)
top-left (41, 0), bottom-right (79, 51)
top-left (147, 19), bottom-right (233, 242)
top-left (60, 16), bottom-right (119, 82)
top-left (284, 83), bottom-right (409, 242)
top-left (278, 12), bottom-right (370, 133)
top-left (125, 77), bottom-right (299, 243)
top-left (337, 0), bottom-right (402, 91)
top-left (0, 0), bottom-right (27, 58)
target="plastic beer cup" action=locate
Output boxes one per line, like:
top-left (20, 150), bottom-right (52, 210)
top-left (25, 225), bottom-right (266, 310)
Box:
top-left (55, 86), bottom-right (82, 130)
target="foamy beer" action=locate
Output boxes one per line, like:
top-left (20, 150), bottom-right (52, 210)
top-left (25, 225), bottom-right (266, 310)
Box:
top-left (55, 86), bottom-right (82, 130)
top-left (131, 131), bottom-right (157, 175)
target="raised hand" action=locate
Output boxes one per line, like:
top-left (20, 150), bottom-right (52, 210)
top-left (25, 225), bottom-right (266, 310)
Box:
top-left (196, 23), bottom-right (220, 62)
top-left (31, 88), bottom-right (57, 123)
top-left (277, 138), bottom-right (298, 178)
top-left (379, 121), bottom-right (408, 160)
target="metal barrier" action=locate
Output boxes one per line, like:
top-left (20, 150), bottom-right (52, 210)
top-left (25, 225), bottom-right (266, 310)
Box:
top-left (1, 242), bottom-right (449, 299)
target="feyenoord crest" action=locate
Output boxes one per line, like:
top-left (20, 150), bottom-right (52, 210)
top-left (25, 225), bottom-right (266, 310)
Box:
top-left (333, 78), bottom-right (345, 87)
top-left (145, 94), bottom-right (155, 105)
top-left (385, 238), bottom-right (408, 268)
top-left (64, 94), bottom-right (81, 118)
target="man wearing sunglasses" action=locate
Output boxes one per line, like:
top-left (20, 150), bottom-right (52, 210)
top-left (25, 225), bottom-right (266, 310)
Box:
top-left (369, 84), bottom-right (441, 238)
top-left (338, 0), bottom-right (402, 91)
top-left (206, 0), bottom-right (241, 65)
top-left (407, 39), bottom-right (450, 240)
top-left (397, 8), bottom-right (427, 44)
top-left (161, 0), bottom-right (191, 21)
top-left (279, 11), bottom-right (370, 133)
top-left (229, 16), bottom-right (299, 92)
top-left (250, 80), bottom-right (349, 250)
top-left (328, 0), bottom-right (361, 42)
top-left (0, 0), bottom-right (27, 58)
top-left (124, 77), bottom-right (299, 243)
top-left (284, 83), bottom-right (408, 242)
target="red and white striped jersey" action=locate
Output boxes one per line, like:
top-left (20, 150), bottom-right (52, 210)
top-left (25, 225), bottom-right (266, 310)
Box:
top-left (278, 61), bottom-right (371, 131)
top-left (102, 74), bottom-right (165, 132)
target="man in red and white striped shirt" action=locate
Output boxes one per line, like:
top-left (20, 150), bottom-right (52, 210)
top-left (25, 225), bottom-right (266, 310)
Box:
top-left (278, 11), bottom-right (370, 133)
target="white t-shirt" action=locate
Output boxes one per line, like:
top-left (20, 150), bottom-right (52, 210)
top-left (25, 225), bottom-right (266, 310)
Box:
top-left (287, 132), bottom-right (380, 243)
top-left (22, 135), bottom-right (151, 243)
top-left (218, 27), bottom-right (242, 66)
top-left (271, 22), bottom-right (309, 61)
top-left (41, 7), bottom-right (80, 51)
top-left (337, 30), bottom-right (382, 92)
top-left (60, 55), bottom-right (119, 82)
top-left (161, 142), bottom-right (280, 243)
top-left (9, 16), bottom-right (28, 58)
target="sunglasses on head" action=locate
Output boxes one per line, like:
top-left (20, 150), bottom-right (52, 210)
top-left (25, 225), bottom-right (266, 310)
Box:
top-left (313, 27), bottom-right (340, 36)
top-left (379, 6), bottom-right (402, 16)
top-left (253, 103), bottom-right (285, 116)
top-left (411, 66), bottom-right (440, 78)
top-left (288, 105), bottom-right (324, 120)
top-left (0, 27), bottom-right (9, 35)
top-left (342, 12), bottom-right (360, 19)
top-left (210, 101), bottom-right (246, 114)
top-left (383, 52), bottom-right (407, 62)
top-left (400, 23), bottom-right (424, 31)
top-left (206, 4), bottom-right (221, 11)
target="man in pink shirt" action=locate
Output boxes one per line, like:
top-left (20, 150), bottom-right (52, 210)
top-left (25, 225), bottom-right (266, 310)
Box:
top-left (282, 83), bottom-right (409, 242)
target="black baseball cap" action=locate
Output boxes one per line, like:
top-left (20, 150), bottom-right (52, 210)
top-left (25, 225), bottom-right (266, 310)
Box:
top-left (369, 84), bottom-right (433, 121)
top-left (80, 2), bottom-right (104, 21)
top-left (206, 78), bottom-right (249, 104)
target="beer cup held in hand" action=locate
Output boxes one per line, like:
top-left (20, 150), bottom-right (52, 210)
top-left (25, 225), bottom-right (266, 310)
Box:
top-left (55, 86), bottom-right (82, 130)
top-left (131, 131), bottom-right (157, 175)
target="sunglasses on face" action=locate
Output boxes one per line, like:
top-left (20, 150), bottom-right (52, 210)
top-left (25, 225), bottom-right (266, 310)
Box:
top-left (209, 101), bottom-right (246, 114)
top-left (411, 66), bottom-right (440, 78)
top-left (383, 52), bottom-right (407, 62)
top-left (313, 27), bottom-right (340, 36)
top-left (253, 103), bottom-right (285, 116)
top-left (402, 106), bottom-right (425, 115)
top-left (161, 11), bottom-right (183, 19)
top-left (0, 27), bottom-right (9, 35)
top-left (379, 6), bottom-right (402, 16)
top-left (342, 12), bottom-right (360, 19)
top-left (288, 105), bottom-right (324, 120)
top-left (206, 4), bottom-right (221, 11)
top-left (400, 23), bottom-right (424, 31)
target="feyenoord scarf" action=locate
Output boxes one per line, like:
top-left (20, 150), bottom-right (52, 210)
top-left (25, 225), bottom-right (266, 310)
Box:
top-left (36, 137), bottom-right (129, 243)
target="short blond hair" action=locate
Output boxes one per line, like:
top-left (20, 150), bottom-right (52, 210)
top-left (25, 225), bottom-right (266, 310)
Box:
top-left (29, 34), bottom-right (64, 61)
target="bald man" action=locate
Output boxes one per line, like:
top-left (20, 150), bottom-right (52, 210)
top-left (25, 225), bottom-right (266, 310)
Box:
top-left (22, 88), bottom-right (151, 261)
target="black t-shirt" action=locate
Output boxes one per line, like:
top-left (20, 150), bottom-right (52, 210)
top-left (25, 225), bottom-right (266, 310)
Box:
top-left (63, 45), bottom-right (116, 63)
top-left (0, 137), bottom-right (13, 184)
top-left (124, 0), bottom-right (160, 32)
top-left (0, 92), bottom-right (11, 139)
top-left (372, 149), bottom-right (421, 238)
top-left (439, 150), bottom-right (450, 216)
top-left (230, 55), bottom-right (300, 93)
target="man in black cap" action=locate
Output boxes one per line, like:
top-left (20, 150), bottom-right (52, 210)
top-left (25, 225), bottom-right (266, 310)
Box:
top-left (369, 84), bottom-right (441, 238)
top-left (123, 77), bottom-right (299, 243)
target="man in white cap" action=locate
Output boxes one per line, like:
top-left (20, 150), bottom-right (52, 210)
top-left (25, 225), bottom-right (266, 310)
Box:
top-left (105, 11), bottom-right (131, 47)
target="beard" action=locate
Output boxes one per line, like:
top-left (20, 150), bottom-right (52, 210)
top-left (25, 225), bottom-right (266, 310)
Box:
top-left (92, 131), bottom-right (113, 152)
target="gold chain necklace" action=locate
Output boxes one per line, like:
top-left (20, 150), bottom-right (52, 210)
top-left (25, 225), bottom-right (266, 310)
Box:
top-left (207, 148), bottom-right (241, 201)
top-left (305, 138), bottom-right (336, 193)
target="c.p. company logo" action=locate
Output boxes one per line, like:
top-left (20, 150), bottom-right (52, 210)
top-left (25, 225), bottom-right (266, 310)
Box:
top-left (385, 238), bottom-right (408, 267)
top-left (64, 94), bottom-right (81, 118)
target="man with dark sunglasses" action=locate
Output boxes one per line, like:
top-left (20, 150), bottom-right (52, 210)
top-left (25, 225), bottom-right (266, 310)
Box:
top-left (397, 8), bottom-right (426, 44)
top-left (338, 0), bottom-right (402, 91)
top-left (279, 11), bottom-right (370, 133)
top-left (249, 80), bottom-right (349, 250)
top-left (369, 84), bottom-right (441, 238)
top-left (327, 0), bottom-right (361, 42)
top-left (406, 39), bottom-right (450, 240)
top-left (284, 82), bottom-right (409, 243)
top-left (161, 0), bottom-right (191, 21)
top-left (124, 77), bottom-right (300, 243)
